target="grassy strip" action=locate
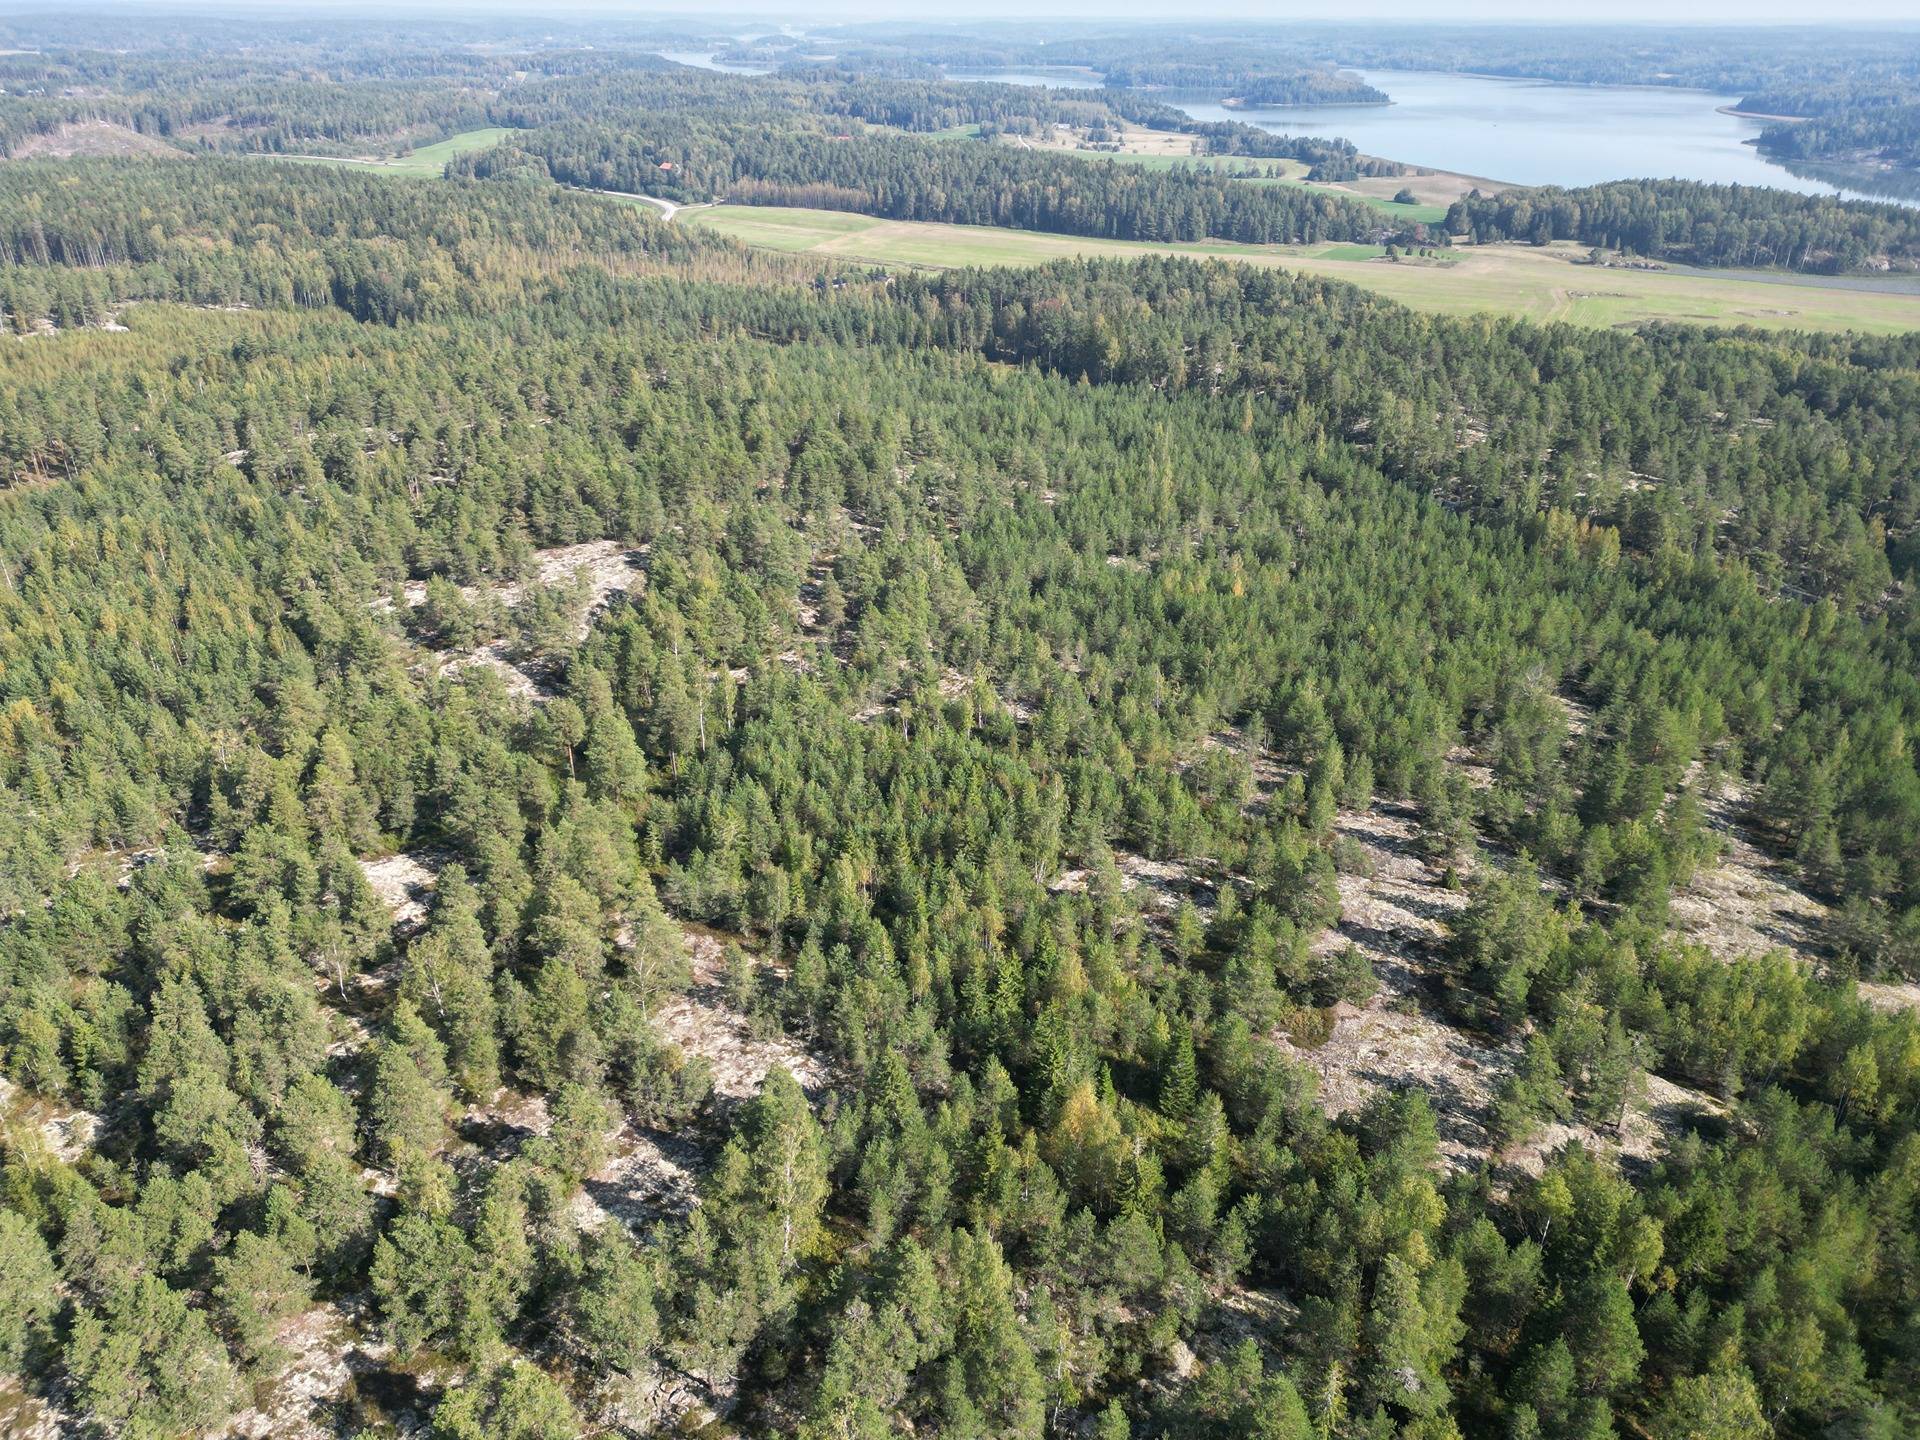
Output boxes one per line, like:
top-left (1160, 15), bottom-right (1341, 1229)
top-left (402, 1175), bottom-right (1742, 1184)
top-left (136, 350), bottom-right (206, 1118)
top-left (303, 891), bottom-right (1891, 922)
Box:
top-left (687, 204), bottom-right (1920, 334)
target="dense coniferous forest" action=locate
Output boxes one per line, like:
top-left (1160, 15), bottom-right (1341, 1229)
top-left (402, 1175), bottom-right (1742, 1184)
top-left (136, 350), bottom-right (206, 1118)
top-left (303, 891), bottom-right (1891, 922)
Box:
top-left (1759, 105), bottom-right (1920, 174)
top-left (2, 18), bottom-right (1920, 1440)
top-left (468, 122), bottom-right (1393, 246)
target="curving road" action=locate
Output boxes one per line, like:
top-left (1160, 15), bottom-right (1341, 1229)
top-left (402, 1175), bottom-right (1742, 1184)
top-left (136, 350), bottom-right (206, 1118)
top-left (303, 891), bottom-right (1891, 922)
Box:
top-left (575, 187), bottom-right (713, 223)
top-left (616, 190), bottom-right (681, 221)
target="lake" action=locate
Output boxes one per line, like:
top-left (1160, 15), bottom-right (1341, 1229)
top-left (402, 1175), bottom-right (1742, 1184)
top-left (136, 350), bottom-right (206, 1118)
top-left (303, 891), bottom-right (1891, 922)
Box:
top-left (656, 51), bottom-right (776, 76)
top-left (947, 69), bottom-right (1105, 91)
top-left (949, 66), bottom-right (1910, 206)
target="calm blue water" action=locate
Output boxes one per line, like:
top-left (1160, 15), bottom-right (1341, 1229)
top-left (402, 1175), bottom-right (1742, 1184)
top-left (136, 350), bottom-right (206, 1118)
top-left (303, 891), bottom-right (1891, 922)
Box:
top-left (656, 51), bottom-right (776, 76)
top-left (947, 68), bottom-right (1105, 91)
top-left (946, 66), bottom-right (1911, 206)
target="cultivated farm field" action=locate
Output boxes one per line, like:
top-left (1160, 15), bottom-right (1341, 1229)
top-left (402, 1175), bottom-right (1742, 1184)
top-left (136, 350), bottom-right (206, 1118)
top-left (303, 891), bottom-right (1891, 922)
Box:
top-left (688, 204), bottom-right (1920, 332)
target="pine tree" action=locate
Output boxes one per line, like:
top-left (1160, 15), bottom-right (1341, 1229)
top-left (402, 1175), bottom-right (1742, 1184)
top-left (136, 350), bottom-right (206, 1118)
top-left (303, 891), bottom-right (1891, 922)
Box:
top-left (1361, 1254), bottom-right (1450, 1419)
top-left (1159, 1025), bottom-right (1200, 1124)
top-left (66, 1276), bottom-right (241, 1440)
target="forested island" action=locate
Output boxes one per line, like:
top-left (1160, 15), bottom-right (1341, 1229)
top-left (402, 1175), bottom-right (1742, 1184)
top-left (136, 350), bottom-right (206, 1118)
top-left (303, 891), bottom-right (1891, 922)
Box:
top-left (2, 13), bottom-right (1920, 1440)
top-left (1757, 105), bottom-right (1920, 178)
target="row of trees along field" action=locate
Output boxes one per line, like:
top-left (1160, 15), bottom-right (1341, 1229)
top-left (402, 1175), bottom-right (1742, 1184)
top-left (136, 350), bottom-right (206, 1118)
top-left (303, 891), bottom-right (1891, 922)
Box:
top-left (461, 122), bottom-right (1392, 247)
top-left (1443, 180), bottom-right (1920, 272)
top-left (0, 156), bottom-right (1917, 1439)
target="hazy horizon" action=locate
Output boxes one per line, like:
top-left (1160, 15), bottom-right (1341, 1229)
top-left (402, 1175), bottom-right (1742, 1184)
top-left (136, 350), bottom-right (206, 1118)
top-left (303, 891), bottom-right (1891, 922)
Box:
top-left (16, 1), bottom-right (1920, 26)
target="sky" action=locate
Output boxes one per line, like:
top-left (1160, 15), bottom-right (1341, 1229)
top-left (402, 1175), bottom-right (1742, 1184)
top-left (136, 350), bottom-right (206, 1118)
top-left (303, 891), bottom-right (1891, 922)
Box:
top-left (557, 1), bottom-right (1920, 19)
top-left (44, 0), bottom-right (1920, 21)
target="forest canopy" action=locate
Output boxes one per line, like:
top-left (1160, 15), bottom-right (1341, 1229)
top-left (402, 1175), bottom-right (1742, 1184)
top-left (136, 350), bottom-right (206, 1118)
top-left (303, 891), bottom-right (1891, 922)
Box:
top-left (1, 21), bottom-right (1919, 1440)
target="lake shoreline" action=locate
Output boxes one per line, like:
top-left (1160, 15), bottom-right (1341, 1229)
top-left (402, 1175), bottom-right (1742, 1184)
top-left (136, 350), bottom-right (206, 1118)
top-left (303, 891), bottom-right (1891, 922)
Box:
top-left (1160, 68), bottom-right (1911, 207)
top-left (1718, 106), bottom-right (1809, 122)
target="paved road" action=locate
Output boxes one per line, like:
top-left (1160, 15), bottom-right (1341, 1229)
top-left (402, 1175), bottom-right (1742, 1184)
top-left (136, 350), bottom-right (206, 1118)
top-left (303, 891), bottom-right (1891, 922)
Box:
top-left (577, 187), bottom-right (714, 223)
top-left (617, 190), bottom-right (680, 220)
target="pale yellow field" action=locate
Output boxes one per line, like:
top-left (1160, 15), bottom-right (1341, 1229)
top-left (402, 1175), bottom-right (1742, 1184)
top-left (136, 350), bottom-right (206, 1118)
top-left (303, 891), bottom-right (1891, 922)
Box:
top-left (686, 205), bottom-right (1920, 335)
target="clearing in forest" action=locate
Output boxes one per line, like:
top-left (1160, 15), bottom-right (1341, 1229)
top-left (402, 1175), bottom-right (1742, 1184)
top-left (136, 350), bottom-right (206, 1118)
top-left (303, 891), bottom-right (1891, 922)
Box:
top-left (1286, 804), bottom-right (1722, 1174)
top-left (1019, 123), bottom-right (1466, 223)
top-left (267, 126), bottom-right (520, 178)
top-left (3, 120), bottom-right (185, 161)
top-left (1666, 779), bottom-right (1830, 968)
top-left (385, 539), bottom-right (648, 700)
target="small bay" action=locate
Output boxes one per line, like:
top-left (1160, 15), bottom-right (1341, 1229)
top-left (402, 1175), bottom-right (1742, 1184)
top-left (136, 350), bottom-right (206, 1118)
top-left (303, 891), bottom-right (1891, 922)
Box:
top-left (948, 65), bottom-right (1916, 207)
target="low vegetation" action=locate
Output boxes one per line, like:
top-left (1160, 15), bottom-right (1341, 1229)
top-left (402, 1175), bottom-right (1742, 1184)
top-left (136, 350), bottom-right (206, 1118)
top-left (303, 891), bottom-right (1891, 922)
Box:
top-left (687, 204), bottom-right (1920, 333)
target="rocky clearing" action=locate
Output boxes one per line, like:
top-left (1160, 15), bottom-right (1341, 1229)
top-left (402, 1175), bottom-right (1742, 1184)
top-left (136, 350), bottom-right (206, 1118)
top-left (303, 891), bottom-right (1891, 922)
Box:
top-left (1667, 780), bottom-right (1830, 969)
top-left (5, 120), bottom-right (184, 161)
top-left (356, 848), bottom-right (448, 931)
top-left (381, 539), bottom-right (647, 701)
top-left (1283, 801), bottom-right (1725, 1175)
top-left (1284, 804), bottom-right (1497, 1168)
top-left (650, 927), bottom-right (829, 1105)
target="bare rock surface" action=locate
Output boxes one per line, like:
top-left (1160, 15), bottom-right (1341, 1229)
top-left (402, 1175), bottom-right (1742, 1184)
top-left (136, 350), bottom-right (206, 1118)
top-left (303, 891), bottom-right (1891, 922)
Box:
top-left (1858, 980), bottom-right (1920, 1013)
top-left (0, 1074), bottom-right (101, 1164)
top-left (653, 928), bottom-right (828, 1102)
top-left (0, 1381), bottom-right (80, 1440)
top-left (379, 540), bottom-right (647, 701)
top-left (1288, 802), bottom-right (1720, 1174)
top-left (1282, 805), bottom-right (1502, 1167)
top-left (1667, 780), bottom-right (1829, 966)
top-left (225, 1304), bottom-right (360, 1440)
top-left (7, 120), bottom-right (183, 160)
top-left (574, 1127), bottom-right (704, 1230)
top-left (356, 849), bottom-right (448, 930)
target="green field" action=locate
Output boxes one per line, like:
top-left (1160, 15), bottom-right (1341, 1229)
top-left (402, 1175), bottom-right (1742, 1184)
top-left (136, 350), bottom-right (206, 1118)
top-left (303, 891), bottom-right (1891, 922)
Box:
top-left (1241, 175), bottom-right (1452, 226)
top-left (273, 127), bottom-right (519, 178)
top-left (689, 205), bottom-right (1316, 268)
top-left (1315, 243), bottom-right (1387, 262)
top-left (686, 204), bottom-right (1920, 334)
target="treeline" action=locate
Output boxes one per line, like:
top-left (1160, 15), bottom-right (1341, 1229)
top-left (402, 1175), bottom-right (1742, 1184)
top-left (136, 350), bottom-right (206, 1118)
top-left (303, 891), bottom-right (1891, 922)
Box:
top-left (1102, 62), bottom-right (1387, 107)
top-left (1052, 90), bottom-right (1408, 179)
top-left (763, 20), bottom-right (1920, 109)
top-left (1759, 103), bottom-right (1920, 172)
top-left (483, 120), bottom-right (1395, 246)
top-left (714, 26), bottom-right (1394, 105)
top-left (1738, 83), bottom-right (1919, 121)
top-left (1445, 178), bottom-right (1920, 271)
top-left (1225, 70), bottom-right (1388, 108)
top-left (1189, 126), bottom-right (1406, 181)
top-left (0, 158), bottom-right (762, 327)
top-left (1288, 22), bottom-right (1920, 100)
